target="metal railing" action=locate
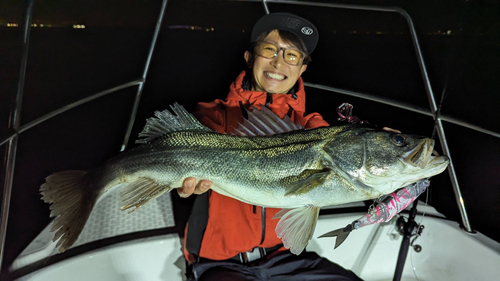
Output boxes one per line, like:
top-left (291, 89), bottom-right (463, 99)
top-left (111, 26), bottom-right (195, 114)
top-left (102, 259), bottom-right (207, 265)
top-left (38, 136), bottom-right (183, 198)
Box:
top-left (1, 0), bottom-right (34, 272)
top-left (3, 0), bottom-right (498, 274)
top-left (303, 83), bottom-right (500, 138)
top-left (0, 0), bottom-right (169, 271)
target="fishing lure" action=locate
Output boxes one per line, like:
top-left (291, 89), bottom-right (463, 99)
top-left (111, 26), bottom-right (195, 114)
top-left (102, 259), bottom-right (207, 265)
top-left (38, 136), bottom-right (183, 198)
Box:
top-left (319, 179), bottom-right (430, 248)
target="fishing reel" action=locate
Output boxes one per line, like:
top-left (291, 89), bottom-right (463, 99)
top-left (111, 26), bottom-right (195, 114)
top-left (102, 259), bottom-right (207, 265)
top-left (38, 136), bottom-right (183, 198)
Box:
top-left (396, 215), bottom-right (425, 252)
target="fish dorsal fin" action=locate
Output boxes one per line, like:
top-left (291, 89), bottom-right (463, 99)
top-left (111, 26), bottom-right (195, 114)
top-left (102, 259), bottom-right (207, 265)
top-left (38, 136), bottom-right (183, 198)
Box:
top-left (273, 205), bottom-right (321, 255)
top-left (136, 103), bottom-right (211, 144)
top-left (232, 106), bottom-right (303, 137)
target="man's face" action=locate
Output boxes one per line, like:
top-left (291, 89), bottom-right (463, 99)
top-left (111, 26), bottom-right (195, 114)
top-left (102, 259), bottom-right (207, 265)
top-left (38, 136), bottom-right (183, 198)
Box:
top-left (245, 30), bottom-right (307, 94)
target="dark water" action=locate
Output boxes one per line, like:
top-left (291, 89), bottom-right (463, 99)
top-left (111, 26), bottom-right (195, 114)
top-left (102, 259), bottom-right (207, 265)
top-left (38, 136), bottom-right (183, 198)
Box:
top-left (1, 1), bottom-right (499, 274)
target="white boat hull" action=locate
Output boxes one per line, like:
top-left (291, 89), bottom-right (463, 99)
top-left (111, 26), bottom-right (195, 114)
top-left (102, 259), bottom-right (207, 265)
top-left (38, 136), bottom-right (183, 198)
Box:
top-left (14, 204), bottom-right (500, 281)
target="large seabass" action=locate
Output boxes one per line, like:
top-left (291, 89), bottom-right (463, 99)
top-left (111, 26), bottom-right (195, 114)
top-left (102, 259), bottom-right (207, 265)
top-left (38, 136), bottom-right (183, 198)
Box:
top-left (40, 104), bottom-right (449, 254)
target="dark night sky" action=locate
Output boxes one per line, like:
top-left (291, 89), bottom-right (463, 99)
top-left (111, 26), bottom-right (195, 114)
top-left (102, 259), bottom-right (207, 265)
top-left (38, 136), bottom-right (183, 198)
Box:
top-left (0, 0), bottom-right (498, 33)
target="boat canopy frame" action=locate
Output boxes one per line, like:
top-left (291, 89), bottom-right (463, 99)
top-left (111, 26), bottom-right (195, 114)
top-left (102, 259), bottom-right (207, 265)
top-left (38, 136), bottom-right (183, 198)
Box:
top-left (4, 0), bottom-right (497, 272)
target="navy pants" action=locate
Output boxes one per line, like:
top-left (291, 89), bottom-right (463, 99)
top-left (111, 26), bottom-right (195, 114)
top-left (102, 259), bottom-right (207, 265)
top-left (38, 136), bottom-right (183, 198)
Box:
top-left (189, 251), bottom-right (363, 281)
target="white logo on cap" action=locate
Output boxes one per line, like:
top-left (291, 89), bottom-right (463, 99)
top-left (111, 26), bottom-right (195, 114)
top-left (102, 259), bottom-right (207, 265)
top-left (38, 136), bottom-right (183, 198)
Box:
top-left (301, 27), bottom-right (313, 35)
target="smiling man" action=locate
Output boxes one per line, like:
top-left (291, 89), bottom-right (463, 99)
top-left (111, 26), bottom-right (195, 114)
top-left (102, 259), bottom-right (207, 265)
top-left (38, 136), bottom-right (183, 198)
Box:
top-left (180, 13), bottom-right (363, 281)
top-left (245, 30), bottom-right (308, 94)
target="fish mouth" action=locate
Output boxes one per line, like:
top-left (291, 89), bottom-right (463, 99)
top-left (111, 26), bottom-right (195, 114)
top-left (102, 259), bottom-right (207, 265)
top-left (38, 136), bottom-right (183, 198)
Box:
top-left (403, 138), bottom-right (449, 169)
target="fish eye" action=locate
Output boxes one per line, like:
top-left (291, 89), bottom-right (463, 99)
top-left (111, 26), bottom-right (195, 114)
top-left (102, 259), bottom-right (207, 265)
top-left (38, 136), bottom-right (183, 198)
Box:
top-left (390, 134), bottom-right (406, 146)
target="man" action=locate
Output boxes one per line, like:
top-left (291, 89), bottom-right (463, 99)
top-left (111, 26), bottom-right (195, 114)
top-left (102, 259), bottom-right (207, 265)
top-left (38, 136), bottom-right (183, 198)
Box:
top-left (178, 13), bottom-right (363, 281)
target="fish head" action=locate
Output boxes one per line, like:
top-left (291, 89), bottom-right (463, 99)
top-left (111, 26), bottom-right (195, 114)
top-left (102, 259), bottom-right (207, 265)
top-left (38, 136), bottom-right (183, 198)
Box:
top-left (325, 126), bottom-right (449, 195)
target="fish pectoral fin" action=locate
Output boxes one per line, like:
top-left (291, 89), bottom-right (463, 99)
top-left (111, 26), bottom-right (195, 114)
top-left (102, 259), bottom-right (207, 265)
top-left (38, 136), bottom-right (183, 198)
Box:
top-left (119, 177), bottom-right (172, 213)
top-left (283, 169), bottom-right (332, 196)
top-left (273, 205), bottom-right (321, 255)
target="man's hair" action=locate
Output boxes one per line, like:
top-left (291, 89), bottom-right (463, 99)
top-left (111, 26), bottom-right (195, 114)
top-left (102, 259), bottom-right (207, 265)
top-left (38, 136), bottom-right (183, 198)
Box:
top-left (250, 30), bottom-right (312, 65)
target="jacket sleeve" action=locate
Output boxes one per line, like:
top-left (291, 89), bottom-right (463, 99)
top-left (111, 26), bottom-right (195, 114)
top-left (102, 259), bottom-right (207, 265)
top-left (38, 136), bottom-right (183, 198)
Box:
top-left (302, 112), bottom-right (330, 129)
top-left (192, 100), bottom-right (227, 133)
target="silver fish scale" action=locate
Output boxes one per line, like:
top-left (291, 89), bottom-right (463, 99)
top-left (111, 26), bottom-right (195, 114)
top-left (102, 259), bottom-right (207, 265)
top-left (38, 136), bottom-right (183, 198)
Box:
top-left (93, 124), bottom-right (444, 209)
top-left (96, 128), bottom-right (340, 207)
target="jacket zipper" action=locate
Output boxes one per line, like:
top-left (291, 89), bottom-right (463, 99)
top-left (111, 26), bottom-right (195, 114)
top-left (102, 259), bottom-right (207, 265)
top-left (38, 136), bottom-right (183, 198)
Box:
top-left (252, 205), bottom-right (266, 244)
top-left (260, 207), bottom-right (266, 244)
top-left (259, 94), bottom-right (277, 245)
top-left (265, 93), bottom-right (273, 107)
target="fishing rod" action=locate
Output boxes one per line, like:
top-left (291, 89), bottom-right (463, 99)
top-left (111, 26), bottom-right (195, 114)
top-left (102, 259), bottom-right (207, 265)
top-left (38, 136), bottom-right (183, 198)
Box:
top-left (392, 200), bottom-right (424, 281)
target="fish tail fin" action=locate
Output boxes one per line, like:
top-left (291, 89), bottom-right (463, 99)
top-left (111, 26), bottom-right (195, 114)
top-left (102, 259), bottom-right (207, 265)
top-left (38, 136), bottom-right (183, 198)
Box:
top-left (40, 170), bottom-right (96, 253)
top-left (119, 177), bottom-right (172, 213)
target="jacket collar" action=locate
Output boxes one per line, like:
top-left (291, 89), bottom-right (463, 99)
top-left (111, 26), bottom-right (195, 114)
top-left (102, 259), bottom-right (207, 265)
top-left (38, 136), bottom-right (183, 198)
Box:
top-left (226, 71), bottom-right (307, 113)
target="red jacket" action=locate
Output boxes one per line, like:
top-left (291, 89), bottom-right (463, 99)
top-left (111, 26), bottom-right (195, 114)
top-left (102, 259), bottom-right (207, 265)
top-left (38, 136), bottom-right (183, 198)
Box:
top-left (184, 71), bottom-right (329, 262)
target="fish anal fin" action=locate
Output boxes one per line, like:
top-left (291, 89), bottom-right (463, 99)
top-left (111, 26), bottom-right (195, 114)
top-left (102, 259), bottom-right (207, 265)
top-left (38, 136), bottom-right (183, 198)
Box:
top-left (274, 205), bottom-right (321, 255)
top-left (283, 169), bottom-right (332, 196)
top-left (119, 177), bottom-right (172, 213)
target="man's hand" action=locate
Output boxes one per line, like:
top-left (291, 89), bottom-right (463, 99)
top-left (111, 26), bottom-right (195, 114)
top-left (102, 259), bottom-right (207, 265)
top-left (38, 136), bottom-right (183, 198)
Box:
top-left (177, 177), bottom-right (212, 198)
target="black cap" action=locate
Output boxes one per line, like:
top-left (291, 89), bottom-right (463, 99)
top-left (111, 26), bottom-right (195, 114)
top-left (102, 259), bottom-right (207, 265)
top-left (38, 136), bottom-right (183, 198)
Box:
top-left (251, 13), bottom-right (319, 54)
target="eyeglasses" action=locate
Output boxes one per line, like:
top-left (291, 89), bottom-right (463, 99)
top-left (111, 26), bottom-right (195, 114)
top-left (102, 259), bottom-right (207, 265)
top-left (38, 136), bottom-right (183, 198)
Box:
top-left (256, 41), bottom-right (306, 66)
